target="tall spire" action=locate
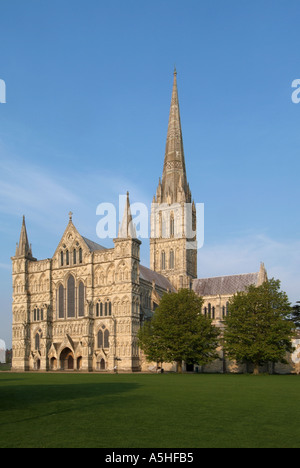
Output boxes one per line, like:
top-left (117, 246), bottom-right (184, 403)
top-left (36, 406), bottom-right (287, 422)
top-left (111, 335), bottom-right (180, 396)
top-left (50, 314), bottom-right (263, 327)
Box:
top-left (15, 215), bottom-right (33, 258)
top-left (118, 192), bottom-right (137, 239)
top-left (150, 70), bottom-right (197, 288)
top-left (161, 69), bottom-right (190, 204)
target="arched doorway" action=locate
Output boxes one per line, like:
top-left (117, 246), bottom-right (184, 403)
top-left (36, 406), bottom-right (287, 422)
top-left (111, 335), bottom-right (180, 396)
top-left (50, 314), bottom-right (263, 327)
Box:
top-left (50, 357), bottom-right (57, 370)
top-left (60, 347), bottom-right (74, 370)
top-left (77, 356), bottom-right (82, 370)
top-left (97, 358), bottom-right (106, 371)
top-left (67, 355), bottom-right (74, 370)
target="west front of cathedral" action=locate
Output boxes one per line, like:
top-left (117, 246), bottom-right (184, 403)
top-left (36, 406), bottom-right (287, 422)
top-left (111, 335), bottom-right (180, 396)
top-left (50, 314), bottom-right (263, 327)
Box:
top-left (11, 71), bottom-right (298, 374)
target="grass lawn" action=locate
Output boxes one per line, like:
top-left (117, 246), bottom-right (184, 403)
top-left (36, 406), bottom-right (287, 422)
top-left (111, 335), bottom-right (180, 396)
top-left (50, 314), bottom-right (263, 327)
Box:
top-left (0, 372), bottom-right (299, 448)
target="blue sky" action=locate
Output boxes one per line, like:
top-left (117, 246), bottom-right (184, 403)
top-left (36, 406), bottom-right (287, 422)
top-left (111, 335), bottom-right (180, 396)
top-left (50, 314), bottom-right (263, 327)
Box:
top-left (1, 0), bottom-right (300, 347)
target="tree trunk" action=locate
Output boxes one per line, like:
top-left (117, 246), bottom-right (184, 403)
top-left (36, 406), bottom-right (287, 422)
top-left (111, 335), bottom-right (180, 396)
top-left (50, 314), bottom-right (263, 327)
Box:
top-left (177, 361), bottom-right (183, 373)
top-left (253, 363), bottom-right (260, 375)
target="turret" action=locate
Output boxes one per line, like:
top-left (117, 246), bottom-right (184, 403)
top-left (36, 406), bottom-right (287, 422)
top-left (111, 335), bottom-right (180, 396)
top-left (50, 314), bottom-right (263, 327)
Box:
top-left (15, 215), bottom-right (35, 260)
top-left (11, 215), bottom-right (36, 371)
top-left (113, 192), bottom-right (141, 371)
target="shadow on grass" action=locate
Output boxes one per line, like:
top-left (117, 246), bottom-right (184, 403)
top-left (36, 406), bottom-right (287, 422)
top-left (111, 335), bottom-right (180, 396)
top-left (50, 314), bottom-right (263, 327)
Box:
top-left (0, 377), bottom-right (141, 426)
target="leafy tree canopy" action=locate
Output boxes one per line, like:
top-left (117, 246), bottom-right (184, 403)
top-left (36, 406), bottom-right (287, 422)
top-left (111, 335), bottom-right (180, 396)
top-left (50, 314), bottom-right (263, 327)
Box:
top-left (289, 302), bottom-right (300, 329)
top-left (223, 278), bottom-right (294, 374)
top-left (138, 288), bottom-right (220, 372)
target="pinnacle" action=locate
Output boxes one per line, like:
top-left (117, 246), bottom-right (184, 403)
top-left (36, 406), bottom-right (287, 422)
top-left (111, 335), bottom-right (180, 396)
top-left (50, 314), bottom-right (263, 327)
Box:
top-left (15, 215), bottom-right (33, 258)
top-left (118, 192), bottom-right (137, 239)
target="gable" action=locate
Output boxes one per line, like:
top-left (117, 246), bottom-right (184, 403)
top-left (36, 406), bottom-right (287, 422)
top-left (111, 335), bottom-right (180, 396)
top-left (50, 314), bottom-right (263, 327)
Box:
top-left (52, 222), bottom-right (106, 259)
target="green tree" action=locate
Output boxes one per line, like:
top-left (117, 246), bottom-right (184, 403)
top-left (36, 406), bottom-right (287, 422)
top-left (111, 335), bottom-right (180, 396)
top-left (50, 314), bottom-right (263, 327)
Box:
top-left (138, 289), bottom-right (220, 373)
top-left (289, 302), bottom-right (300, 329)
top-left (223, 278), bottom-right (294, 375)
top-left (137, 320), bottom-right (166, 367)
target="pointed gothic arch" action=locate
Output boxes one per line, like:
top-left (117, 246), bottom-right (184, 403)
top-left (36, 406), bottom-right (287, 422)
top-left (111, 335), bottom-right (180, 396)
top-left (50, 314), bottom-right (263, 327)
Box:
top-left (95, 266), bottom-right (105, 286)
top-left (35, 332), bottom-right (40, 350)
top-left (50, 357), bottom-right (57, 370)
top-left (78, 281), bottom-right (85, 317)
top-left (170, 212), bottom-right (175, 237)
top-left (169, 249), bottom-right (174, 269)
top-left (96, 325), bottom-right (110, 349)
top-left (67, 274), bottom-right (75, 318)
top-left (39, 273), bottom-right (46, 292)
top-left (60, 347), bottom-right (74, 370)
top-left (97, 329), bottom-right (103, 348)
top-left (161, 250), bottom-right (166, 270)
top-left (57, 283), bottom-right (64, 319)
top-left (100, 358), bottom-right (106, 370)
top-left (104, 329), bottom-right (110, 348)
top-left (73, 248), bottom-right (77, 265)
top-left (106, 264), bottom-right (115, 285)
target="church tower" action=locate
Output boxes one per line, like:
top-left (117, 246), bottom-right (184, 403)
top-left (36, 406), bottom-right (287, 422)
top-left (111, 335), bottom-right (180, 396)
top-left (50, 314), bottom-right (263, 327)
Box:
top-left (11, 216), bottom-right (36, 371)
top-left (150, 70), bottom-right (197, 290)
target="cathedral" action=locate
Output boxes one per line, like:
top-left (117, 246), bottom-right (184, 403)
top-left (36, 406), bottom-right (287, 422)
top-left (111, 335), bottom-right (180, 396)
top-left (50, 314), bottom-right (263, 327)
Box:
top-left (11, 70), bottom-right (295, 373)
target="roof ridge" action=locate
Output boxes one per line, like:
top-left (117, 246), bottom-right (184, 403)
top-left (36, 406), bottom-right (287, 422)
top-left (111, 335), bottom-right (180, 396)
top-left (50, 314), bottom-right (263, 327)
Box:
top-left (194, 272), bottom-right (258, 281)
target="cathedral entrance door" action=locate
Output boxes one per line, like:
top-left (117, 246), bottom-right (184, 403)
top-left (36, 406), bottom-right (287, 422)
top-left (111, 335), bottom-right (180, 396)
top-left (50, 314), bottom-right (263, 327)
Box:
top-left (68, 355), bottom-right (74, 370)
top-left (60, 347), bottom-right (74, 370)
top-left (100, 358), bottom-right (106, 370)
top-left (50, 357), bottom-right (57, 370)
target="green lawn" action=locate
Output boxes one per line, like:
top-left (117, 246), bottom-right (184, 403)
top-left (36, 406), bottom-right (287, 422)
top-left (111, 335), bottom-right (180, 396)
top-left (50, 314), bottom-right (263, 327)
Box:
top-left (0, 372), bottom-right (299, 448)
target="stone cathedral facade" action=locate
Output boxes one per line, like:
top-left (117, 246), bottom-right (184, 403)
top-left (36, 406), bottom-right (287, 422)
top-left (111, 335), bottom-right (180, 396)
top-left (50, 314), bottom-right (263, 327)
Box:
top-left (11, 70), bottom-right (298, 373)
top-left (11, 201), bottom-right (175, 372)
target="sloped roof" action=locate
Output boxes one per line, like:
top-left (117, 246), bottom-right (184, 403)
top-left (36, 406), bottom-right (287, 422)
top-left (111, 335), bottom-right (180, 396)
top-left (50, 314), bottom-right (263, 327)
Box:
top-left (140, 265), bottom-right (176, 292)
top-left (82, 237), bottom-right (107, 252)
top-left (192, 272), bottom-right (259, 297)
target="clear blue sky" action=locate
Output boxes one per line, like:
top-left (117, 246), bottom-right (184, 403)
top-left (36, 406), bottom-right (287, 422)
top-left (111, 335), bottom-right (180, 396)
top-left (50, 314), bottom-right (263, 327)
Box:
top-left (0, 0), bottom-right (300, 347)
